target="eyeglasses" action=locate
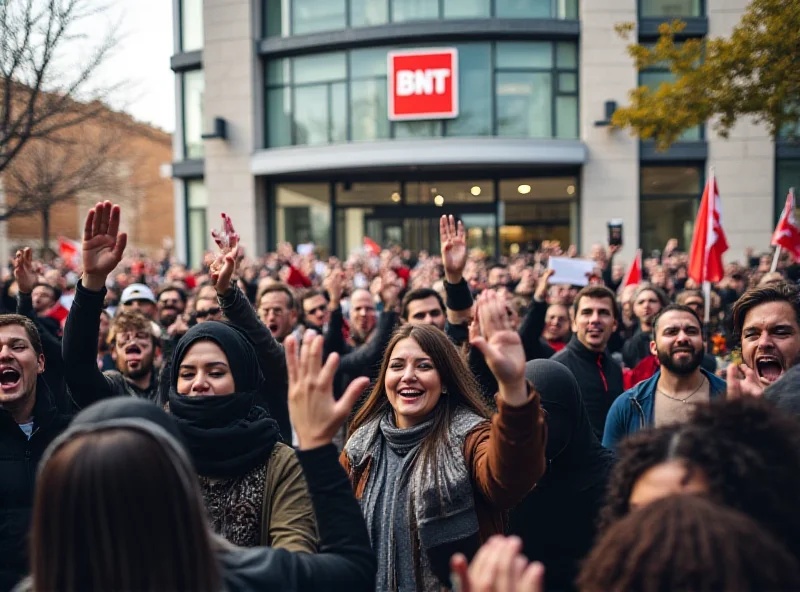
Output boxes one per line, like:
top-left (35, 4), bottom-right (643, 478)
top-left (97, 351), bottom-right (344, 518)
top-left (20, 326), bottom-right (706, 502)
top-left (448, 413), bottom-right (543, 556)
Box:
top-left (196, 307), bottom-right (221, 319)
top-left (305, 304), bottom-right (326, 316)
top-left (115, 331), bottom-right (152, 347)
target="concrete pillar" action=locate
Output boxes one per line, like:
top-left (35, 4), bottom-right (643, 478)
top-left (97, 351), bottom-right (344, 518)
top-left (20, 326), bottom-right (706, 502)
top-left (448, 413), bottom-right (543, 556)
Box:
top-left (203, 0), bottom-right (263, 258)
top-left (706, 0), bottom-right (774, 262)
top-left (579, 0), bottom-right (639, 263)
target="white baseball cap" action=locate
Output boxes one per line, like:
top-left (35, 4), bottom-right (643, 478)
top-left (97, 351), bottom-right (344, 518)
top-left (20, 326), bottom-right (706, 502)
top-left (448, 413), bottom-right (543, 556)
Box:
top-left (120, 283), bottom-right (157, 305)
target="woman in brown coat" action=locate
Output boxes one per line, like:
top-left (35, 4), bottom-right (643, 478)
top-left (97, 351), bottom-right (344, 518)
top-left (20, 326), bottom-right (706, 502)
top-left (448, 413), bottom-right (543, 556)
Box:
top-left (341, 290), bottom-right (547, 591)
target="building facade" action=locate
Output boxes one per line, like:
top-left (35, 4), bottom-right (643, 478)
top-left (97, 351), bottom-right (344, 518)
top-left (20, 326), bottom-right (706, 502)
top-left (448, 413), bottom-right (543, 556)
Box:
top-left (171, 0), bottom-right (799, 268)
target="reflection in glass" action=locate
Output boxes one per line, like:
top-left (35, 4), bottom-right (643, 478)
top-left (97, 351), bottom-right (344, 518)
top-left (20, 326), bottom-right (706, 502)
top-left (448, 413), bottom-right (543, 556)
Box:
top-left (276, 184), bottom-right (331, 256)
top-left (444, 0), bottom-right (490, 18)
top-left (294, 86), bottom-right (329, 145)
top-left (406, 181), bottom-right (494, 204)
top-left (446, 44), bottom-right (492, 137)
top-left (496, 0), bottom-right (553, 18)
top-left (336, 182), bottom-right (402, 206)
top-left (556, 42), bottom-right (578, 68)
top-left (640, 198), bottom-right (696, 253)
top-left (180, 0), bottom-right (204, 51)
top-left (351, 79), bottom-right (389, 141)
top-left (556, 96), bottom-right (578, 139)
top-left (350, 0), bottom-right (389, 27)
top-left (331, 82), bottom-right (348, 143)
top-left (183, 70), bottom-right (205, 159)
top-left (392, 0), bottom-right (439, 22)
top-left (293, 53), bottom-right (347, 85)
top-left (640, 167), bottom-right (702, 195)
top-left (496, 42), bottom-right (552, 69)
top-left (496, 72), bottom-right (552, 138)
top-left (267, 87), bottom-right (292, 147)
top-left (186, 180), bottom-right (208, 269)
top-left (265, 0), bottom-right (289, 36)
top-left (292, 0), bottom-right (346, 34)
top-left (394, 120), bottom-right (442, 138)
top-left (640, 0), bottom-right (701, 17)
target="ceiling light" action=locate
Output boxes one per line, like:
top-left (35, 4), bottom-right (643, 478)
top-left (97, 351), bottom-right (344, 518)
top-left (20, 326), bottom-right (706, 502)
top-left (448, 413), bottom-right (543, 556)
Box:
top-left (518, 184), bottom-right (531, 195)
top-left (566, 185), bottom-right (575, 195)
top-left (391, 192), bottom-right (401, 203)
top-left (434, 195), bottom-right (444, 207)
top-left (470, 186), bottom-right (481, 196)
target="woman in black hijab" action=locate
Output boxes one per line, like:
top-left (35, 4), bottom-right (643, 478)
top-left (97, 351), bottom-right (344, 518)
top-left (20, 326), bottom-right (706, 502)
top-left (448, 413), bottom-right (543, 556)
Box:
top-left (165, 321), bottom-right (317, 553)
top-left (509, 359), bottom-right (615, 592)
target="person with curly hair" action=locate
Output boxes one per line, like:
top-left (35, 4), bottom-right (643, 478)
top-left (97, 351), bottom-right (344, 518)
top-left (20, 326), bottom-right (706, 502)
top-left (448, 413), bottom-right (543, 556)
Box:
top-left (578, 495), bottom-right (800, 592)
top-left (597, 398), bottom-right (800, 560)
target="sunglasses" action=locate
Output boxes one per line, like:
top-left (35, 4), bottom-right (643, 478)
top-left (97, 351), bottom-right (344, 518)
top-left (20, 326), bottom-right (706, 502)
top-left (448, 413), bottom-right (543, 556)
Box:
top-left (196, 307), bottom-right (221, 319)
top-left (305, 304), bottom-right (327, 316)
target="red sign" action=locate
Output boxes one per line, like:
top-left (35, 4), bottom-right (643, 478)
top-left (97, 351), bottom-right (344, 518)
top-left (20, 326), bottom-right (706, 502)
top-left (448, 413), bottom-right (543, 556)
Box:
top-left (388, 48), bottom-right (459, 121)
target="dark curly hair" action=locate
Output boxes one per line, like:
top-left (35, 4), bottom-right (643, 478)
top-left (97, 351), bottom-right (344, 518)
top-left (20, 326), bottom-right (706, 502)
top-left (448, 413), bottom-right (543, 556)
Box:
top-left (579, 495), bottom-right (800, 592)
top-left (598, 397), bottom-right (800, 559)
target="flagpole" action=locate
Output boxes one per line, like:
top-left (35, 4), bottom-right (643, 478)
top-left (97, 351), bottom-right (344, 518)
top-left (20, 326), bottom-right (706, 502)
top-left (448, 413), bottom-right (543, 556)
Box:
top-left (771, 246), bottom-right (781, 273)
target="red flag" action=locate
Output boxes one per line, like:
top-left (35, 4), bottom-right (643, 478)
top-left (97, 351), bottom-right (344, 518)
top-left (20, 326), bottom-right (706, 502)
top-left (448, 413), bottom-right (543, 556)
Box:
top-left (688, 172), bottom-right (728, 284)
top-left (622, 249), bottom-right (642, 287)
top-left (771, 189), bottom-right (800, 262)
top-left (58, 237), bottom-right (81, 268)
top-left (363, 237), bottom-right (381, 256)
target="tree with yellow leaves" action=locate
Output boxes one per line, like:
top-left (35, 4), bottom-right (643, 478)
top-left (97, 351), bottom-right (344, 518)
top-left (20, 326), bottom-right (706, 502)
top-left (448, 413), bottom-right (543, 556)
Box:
top-left (612, 0), bottom-right (800, 150)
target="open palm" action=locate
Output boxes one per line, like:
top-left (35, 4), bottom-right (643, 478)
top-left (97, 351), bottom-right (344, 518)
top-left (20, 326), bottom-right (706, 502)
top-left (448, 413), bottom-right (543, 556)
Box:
top-left (82, 201), bottom-right (127, 278)
top-left (470, 291), bottom-right (525, 386)
top-left (440, 215), bottom-right (467, 281)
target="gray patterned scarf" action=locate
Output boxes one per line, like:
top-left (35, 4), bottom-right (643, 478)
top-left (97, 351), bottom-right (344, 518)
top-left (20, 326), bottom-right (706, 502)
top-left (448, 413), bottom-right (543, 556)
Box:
top-left (345, 406), bottom-right (487, 591)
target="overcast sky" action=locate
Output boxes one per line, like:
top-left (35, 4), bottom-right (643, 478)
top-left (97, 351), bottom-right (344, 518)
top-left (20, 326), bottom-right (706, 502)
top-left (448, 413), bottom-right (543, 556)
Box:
top-left (90, 0), bottom-right (176, 132)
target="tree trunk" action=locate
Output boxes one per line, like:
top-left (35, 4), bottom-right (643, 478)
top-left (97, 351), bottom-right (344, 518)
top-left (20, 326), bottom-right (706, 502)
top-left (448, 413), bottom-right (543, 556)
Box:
top-left (41, 205), bottom-right (51, 260)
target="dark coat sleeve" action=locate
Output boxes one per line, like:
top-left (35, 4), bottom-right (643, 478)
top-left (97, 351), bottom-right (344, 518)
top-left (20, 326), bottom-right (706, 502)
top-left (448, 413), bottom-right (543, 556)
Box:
top-left (519, 299), bottom-right (554, 361)
top-left (218, 284), bottom-right (291, 443)
top-left (62, 282), bottom-right (116, 408)
top-left (219, 444), bottom-right (376, 592)
top-left (323, 307), bottom-right (348, 359)
top-left (337, 311), bottom-right (397, 379)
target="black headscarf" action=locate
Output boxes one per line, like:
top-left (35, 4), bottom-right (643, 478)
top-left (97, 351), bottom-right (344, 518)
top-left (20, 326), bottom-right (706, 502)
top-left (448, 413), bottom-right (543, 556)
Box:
top-left (167, 322), bottom-right (280, 479)
top-left (509, 360), bottom-right (615, 592)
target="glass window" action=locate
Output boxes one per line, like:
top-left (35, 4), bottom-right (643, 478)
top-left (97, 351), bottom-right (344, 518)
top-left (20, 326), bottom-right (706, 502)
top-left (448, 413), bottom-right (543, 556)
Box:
top-left (350, 48), bottom-right (389, 77)
top-left (394, 120), bottom-right (442, 138)
top-left (500, 201), bottom-right (573, 254)
top-left (336, 182), bottom-right (402, 205)
top-left (292, 0), bottom-right (346, 34)
top-left (265, 0), bottom-right (289, 36)
top-left (444, 0), bottom-right (491, 18)
top-left (406, 181), bottom-right (494, 204)
top-left (276, 184), bottom-right (331, 255)
top-left (499, 177), bottom-right (578, 201)
top-left (331, 82), bottom-right (348, 143)
top-left (556, 42), bottom-right (577, 69)
top-left (640, 71), bottom-right (702, 141)
top-left (640, 0), bottom-right (702, 18)
top-left (641, 166), bottom-right (702, 195)
top-left (183, 70), bottom-right (205, 159)
top-left (556, 96), bottom-right (579, 139)
top-left (293, 53), bottom-right (346, 84)
top-left (777, 160), bottom-right (800, 223)
top-left (640, 197), bottom-right (696, 253)
top-left (496, 72), bottom-right (552, 138)
top-left (186, 180), bottom-right (208, 269)
top-left (496, 0), bottom-right (554, 18)
top-left (445, 44), bottom-right (492, 137)
top-left (351, 79), bottom-right (389, 141)
top-left (267, 87), bottom-right (292, 147)
top-left (391, 0), bottom-right (439, 22)
top-left (180, 0), bottom-right (203, 51)
top-left (496, 42), bottom-right (552, 69)
top-left (294, 86), bottom-right (330, 145)
top-left (350, 0), bottom-right (388, 27)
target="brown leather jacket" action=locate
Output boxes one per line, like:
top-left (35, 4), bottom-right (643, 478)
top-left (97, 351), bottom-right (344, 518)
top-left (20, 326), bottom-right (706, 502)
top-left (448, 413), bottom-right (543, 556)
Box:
top-left (340, 390), bottom-right (547, 542)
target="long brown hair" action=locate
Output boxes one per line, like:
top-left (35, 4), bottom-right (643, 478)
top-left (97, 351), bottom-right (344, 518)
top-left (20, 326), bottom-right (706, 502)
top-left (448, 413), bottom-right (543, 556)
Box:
top-left (31, 429), bottom-right (221, 592)
top-left (349, 324), bottom-right (490, 458)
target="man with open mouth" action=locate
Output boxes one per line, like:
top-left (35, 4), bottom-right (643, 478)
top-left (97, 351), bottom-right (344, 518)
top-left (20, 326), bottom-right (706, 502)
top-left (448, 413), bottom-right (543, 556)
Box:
top-left (728, 283), bottom-right (800, 398)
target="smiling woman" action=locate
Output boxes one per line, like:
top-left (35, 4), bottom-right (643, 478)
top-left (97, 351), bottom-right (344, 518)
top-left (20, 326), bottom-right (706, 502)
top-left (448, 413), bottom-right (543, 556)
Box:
top-left (342, 291), bottom-right (547, 590)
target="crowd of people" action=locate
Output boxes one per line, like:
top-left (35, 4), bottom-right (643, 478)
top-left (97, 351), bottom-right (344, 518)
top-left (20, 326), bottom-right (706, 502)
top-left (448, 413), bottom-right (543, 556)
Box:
top-left (2, 200), bottom-right (800, 591)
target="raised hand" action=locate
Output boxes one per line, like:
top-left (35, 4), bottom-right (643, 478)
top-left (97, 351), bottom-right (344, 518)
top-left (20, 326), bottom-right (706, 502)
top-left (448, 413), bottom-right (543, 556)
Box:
top-left (440, 215), bottom-right (468, 284)
top-left (323, 269), bottom-right (345, 309)
top-left (726, 363), bottom-right (765, 399)
top-left (82, 201), bottom-right (127, 291)
top-left (13, 248), bottom-right (38, 294)
top-left (533, 268), bottom-right (554, 302)
top-left (450, 536), bottom-right (545, 592)
top-left (285, 331), bottom-right (370, 450)
top-left (210, 213), bottom-right (241, 295)
top-left (470, 291), bottom-right (527, 405)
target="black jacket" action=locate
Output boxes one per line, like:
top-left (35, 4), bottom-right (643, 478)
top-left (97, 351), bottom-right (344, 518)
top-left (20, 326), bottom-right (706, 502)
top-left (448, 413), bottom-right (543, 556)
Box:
top-left (622, 328), bottom-right (652, 369)
top-left (551, 337), bottom-right (624, 440)
top-left (0, 380), bottom-right (71, 591)
top-left (62, 281), bottom-right (158, 408)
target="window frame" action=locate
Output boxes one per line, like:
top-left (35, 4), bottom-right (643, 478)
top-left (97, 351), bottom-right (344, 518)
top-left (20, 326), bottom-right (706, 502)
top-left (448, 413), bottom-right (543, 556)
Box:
top-left (639, 164), bottom-right (704, 253)
top-left (181, 69), bottom-right (205, 160)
